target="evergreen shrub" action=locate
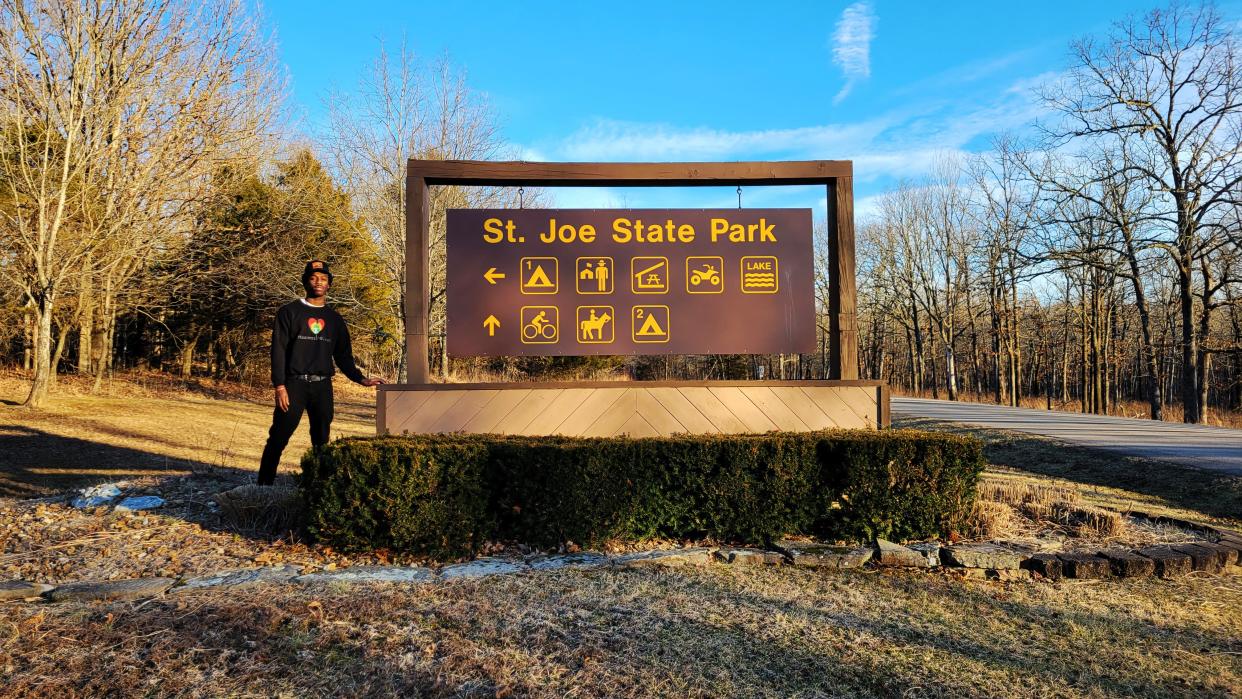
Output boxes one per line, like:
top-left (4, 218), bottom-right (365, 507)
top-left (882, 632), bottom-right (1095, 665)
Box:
top-left (300, 430), bottom-right (983, 559)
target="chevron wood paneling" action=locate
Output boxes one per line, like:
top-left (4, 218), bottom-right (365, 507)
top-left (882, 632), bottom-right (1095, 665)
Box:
top-left (379, 382), bottom-right (886, 436)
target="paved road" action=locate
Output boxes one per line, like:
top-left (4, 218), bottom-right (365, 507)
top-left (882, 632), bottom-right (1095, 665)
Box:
top-left (893, 397), bottom-right (1242, 476)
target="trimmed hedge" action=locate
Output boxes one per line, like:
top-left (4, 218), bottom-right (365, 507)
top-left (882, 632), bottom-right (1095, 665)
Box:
top-left (300, 430), bottom-right (983, 559)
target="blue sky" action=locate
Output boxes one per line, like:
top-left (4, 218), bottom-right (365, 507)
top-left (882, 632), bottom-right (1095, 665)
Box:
top-left (264, 0), bottom-right (1242, 216)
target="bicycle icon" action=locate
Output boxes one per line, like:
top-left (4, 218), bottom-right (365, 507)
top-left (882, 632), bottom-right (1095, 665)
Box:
top-left (519, 306), bottom-right (558, 344)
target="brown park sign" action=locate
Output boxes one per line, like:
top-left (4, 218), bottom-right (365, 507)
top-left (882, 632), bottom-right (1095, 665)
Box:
top-left (446, 208), bottom-right (815, 357)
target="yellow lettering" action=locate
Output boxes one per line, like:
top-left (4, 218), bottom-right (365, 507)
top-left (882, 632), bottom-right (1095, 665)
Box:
top-left (759, 219), bottom-right (776, 242)
top-left (677, 224), bottom-right (695, 243)
top-left (710, 218), bottom-right (728, 242)
top-left (580, 224), bottom-right (596, 243)
top-left (483, 218), bottom-right (504, 243)
top-left (540, 218), bottom-right (557, 243)
top-left (612, 218), bottom-right (633, 243)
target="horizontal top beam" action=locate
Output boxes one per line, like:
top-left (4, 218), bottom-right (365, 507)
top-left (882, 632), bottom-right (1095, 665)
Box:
top-left (406, 160), bottom-right (851, 186)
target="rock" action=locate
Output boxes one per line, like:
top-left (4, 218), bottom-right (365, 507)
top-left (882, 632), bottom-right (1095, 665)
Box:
top-left (611, 548), bottom-right (714, 569)
top-left (44, 577), bottom-right (174, 603)
top-left (1021, 553), bottom-right (1063, 580)
top-left (713, 549), bottom-right (785, 566)
top-left (439, 559), bottom-right (527, 580)
top-left (0, 580), bottom-right (51, 601)
top-left (778, 543), bottom-right (873, 569)
top-left (527, 553), bottom-right (609, 571)
top-left (1198, 542), bottom-right (1239, 567)
top-left (1171, 544), bottom-right (1223, 573)
top-left (874, 539), bottom-right (931, 568)
top-left (1057, 553), bottom-right (1110, 579)
top-left (908, 542), bottom-right (942, 567)
top-left (294, 566), bottom-right (433, 585)
top-left (176, 565), bottom-right (302, 591)
top-left (942, 544), bottom-right (1025, 570)
top-left (1099, 550), bottom-right (1156, 578)
top-left (1216, 534), bottom-right (1242, 555)
top-left (1136, 546), bottom-right (1193, 578)
top-left (114, 496), bottom-right (165, 512)
top-left (71, 484), bottom-right (122, 508)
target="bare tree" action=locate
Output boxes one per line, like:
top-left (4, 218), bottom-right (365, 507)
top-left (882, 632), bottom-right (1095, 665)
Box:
top-left (323, 42), bottom-right (513, 381)
top-left (969, 136), bottom-right (1039, 406)
top-left (0, 0), bottom-right (279, 406)
top-left (1043, 2), bottom-right (1242, 422)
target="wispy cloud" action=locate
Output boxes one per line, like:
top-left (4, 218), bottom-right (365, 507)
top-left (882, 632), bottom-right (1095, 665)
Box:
top-left (831, 2), bottom-right (876, 104)
top-left (531, 77), bottom-right (1047, 185)
top-left (555, 118), bottom-right (898, 162)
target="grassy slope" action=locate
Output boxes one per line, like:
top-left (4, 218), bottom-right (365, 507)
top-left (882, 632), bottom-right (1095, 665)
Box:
top-left (2, 567), bottom-right (1238, 697)
top-left (0, 376), bottom-right (1239, 697)
top-left (0, 373), bottom-right (374, 497)
top-left (897, 415), bottom-right (1242, 528)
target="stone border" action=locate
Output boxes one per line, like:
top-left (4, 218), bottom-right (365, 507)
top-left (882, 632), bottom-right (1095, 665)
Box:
top-left (5, 523), bottom-right (1239, 604)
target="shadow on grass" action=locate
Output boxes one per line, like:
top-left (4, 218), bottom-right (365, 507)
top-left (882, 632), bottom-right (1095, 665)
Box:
top-left (7, 567), bottom-right (1235, 698)
top-left (0, 424), bottom-right (240, 497)
top-left (0, 424), bottom-right (310, 549)
top-left (897, 416), bottom-right (1242, 524)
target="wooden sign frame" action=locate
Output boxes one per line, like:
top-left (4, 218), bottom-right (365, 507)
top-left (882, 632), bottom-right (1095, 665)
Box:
top-left (405, 160), bottom-right (858, 382)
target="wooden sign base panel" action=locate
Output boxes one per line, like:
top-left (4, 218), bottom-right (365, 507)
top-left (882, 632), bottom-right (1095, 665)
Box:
top-left (378, 381), bottom-right (890, 437)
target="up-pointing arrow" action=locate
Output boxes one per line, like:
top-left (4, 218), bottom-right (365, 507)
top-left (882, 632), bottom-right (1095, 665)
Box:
top-left (483, 267), bottom-right (506, 284)
top-left (483, 315), bottom-right (500, 337)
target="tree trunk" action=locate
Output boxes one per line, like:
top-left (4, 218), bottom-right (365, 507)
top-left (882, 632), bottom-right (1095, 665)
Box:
top-left (944, 344), bottom-right (959, 401)
top-left (23, 292), bottom-right (55, 408)
top-left (1177, 263), bottom-right (1200, 423)
top-left (22, 300), bottom-right (34, 371)
top-left (50, 320), bottom-right (70, 385)
top-left (92, 308), bottom-right (117, 393)
top-left (990, 287), bottom-right (1004, 404)
top-left (78, 257), bottom-right (94, 373)
top-left (1127, 269), bottom-right (1163, 420)
top-left (180, 331), bottom-right (199, 378)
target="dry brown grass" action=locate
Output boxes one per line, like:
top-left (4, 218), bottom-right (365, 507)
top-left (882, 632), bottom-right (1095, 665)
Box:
top-left (1, 375), bottom-right (1240, 696)
top-left (977, 477), bottom-right (1126, 539)
top-left (1, 566), bottom-right (1239, 698)
top-left (0, 370), bottom-right (374, 496)
top-left (214, 484), bottom-right (303, 533)
top-left (965, 500), bottom-right (1017, 539)
top-left (898, 415), bottom-right (1242, 530)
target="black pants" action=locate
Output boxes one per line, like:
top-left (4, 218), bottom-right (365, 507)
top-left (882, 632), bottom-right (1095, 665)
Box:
top-left (258, 377), bottom-right (334, 485)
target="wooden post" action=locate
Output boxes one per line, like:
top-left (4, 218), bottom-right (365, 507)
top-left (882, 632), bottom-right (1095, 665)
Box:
top-left (405, 174), bottom-right (430, 384)
top-left (829, 176), bottom-right (859, 380)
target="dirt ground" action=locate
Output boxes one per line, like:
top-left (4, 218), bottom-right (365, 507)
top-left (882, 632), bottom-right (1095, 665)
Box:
top-left (1, 373), bottom-right (1240, 697)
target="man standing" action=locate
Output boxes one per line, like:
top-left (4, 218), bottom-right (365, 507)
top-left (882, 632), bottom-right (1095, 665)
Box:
top-left (258, 260), bottom-right (384, 485)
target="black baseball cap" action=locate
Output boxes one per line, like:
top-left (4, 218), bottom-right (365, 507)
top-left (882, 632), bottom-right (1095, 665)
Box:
top-left (302, 259), bottom-right (333, 286)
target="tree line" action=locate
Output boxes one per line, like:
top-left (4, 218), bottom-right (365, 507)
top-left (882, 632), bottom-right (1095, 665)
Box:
top-left (0, 0), bottom-right (511, 407)
top-left (858, 3), bottom-right (1242, 424)
top-left (1, 1), bottom-right (1239, 426)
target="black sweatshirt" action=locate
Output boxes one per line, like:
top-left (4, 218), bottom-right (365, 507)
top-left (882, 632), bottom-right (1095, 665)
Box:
top-left (270, 299), bottom-right (366, 387)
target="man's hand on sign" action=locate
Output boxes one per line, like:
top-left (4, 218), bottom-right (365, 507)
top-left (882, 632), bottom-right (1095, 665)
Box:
top-left (361, 377), bottom-right (386, 387)
top-left (274, 385), bottom-right (290, 412)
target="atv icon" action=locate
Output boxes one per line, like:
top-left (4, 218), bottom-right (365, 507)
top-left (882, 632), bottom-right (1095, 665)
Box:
top-left (689, 264), bottom-right (720, 287)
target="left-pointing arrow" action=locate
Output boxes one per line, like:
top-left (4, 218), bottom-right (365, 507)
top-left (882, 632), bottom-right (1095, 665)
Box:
top-left (483, 315), bottom-right (500, 337)
top-left (484, 267), bottom-right (506, 284)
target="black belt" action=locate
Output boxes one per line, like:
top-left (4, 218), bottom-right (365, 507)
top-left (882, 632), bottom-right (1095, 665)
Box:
top-left (290, 374), bottom-right (330, 382)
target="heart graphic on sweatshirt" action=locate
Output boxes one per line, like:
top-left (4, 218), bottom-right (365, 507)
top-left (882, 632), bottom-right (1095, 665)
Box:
top-left (307, 318), bottom-right (325, 335)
